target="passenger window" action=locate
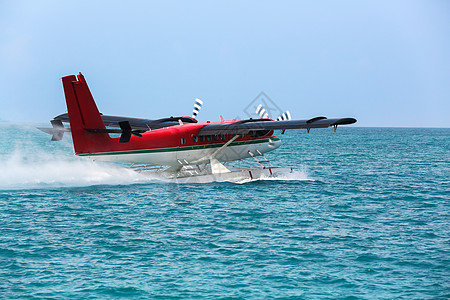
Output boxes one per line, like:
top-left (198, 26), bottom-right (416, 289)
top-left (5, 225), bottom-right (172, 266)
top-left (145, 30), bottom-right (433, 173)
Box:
top-left (221, 134), bottom-right (226, 140)
top-left (180, 138), bottom-right (185, 145)
top-left (214, 134), bottom-right (219, 141)
top-left (207, 135), bottom-right (212, 141)
top-left (193, 136), bottom-right (198, 142)
top-left (199, 136), bottom-right (205, 142)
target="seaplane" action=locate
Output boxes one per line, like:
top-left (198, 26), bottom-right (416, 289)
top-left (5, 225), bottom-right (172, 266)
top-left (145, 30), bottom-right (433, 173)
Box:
top-left (39, 73), bottom-right (356, 183)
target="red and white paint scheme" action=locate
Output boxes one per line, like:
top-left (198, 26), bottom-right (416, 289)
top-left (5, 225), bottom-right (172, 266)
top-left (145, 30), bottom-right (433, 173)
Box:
top-left (61, 73), bottom-right (281, 167)
top-left (39, 73), bottom-right (356, 180)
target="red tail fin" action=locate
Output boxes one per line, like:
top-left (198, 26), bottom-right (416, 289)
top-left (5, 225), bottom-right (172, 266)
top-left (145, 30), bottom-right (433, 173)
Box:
top-left (62, 73), bottom-right (111, 155)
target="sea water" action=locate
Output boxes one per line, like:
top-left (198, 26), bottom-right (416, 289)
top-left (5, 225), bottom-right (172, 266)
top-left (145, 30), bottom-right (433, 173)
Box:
top-left (0, 124), bottom-right (448, 298)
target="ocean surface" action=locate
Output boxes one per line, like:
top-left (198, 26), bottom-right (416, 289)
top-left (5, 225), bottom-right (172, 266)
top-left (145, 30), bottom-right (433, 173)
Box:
top-left (0, 124), bottom-right (448, 299)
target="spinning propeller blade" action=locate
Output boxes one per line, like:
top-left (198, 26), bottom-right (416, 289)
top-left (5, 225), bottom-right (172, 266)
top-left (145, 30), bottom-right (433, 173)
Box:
top-left (255, 104), bottom-right (269, 119)
top-left (277, 110), bottom-right (291, 121)
top-left (37, 119), bottom-right (70, 141)
top-left (118, 121), bottom-right (143, 143)
top-left (192, 98), bottom-right (203, 119)
top-left (256, 104), bottom-right (291, 121)
top-left (50, 119), bottom-right (66, 141)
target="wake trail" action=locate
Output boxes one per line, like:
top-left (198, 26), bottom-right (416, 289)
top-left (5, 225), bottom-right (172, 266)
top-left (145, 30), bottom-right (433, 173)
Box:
top-left (0, 130), bottom-right (314, 188)
top-left (0, 149), bottom-right (150, 190)
top-left (234, 169), bottom-right (315, 184)
top-left (0, 149), bottom-right (315, 189)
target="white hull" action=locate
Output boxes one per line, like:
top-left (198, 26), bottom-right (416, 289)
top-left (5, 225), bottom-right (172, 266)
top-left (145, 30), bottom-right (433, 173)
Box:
top-left (82, 138), bottom-right (281, 167)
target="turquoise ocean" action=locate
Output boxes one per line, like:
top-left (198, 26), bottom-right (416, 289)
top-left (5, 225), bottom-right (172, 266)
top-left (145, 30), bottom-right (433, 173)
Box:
top-left (0, 124), bottom-right (449, 299)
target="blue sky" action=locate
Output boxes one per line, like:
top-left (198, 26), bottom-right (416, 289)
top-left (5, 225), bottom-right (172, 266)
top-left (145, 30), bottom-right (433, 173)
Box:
top-left (1, 0), bottom-right (449, 127)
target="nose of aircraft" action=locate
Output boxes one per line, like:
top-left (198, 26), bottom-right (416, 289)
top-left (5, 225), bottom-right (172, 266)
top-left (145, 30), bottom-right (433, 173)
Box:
top-left (268, 137), bottom-right (282, 149)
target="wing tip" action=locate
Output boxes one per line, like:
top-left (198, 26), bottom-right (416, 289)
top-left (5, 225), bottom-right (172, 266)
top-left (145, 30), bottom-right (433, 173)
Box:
top-left (332, 118), bottom-right (357, 125)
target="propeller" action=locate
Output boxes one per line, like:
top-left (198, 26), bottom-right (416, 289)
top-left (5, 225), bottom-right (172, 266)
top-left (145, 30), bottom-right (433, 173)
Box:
top-left (255, 104), bottom-right (269, 119)
top-left (118, 121), bottom-right (143, 143)
top-left (256, 104), bottom-right (291, 121)
top-left (276, 110), bottom-right (291, 121)
top-left (49, 119), bottom-right (66, 141)
top-left (192, 98), bottom-right (203, 119)
top-left (37, 119), bottom-right (70, 141)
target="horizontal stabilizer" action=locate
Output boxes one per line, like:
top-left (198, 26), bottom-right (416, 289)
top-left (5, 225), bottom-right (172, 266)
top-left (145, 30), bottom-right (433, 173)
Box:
top-left (83, 121), bottom-right (145, 143)
top-left (54, 113), bottom-right (197, 131)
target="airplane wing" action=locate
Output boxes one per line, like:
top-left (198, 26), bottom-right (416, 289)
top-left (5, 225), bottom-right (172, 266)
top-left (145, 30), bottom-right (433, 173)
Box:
top-left (54, 113), bottom-right (197, 130)
top-left (39, 113), bottom-right (199, 141)
top-left (198, 117), bottom-right (357, 135)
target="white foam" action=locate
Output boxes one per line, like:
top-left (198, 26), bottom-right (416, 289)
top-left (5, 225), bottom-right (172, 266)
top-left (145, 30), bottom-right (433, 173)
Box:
top-left (0, 140), bottom-right (313, 189)
top-left (234, 169), bottom-right (314, 184)
top-left (0, 147), bottom-right (314, 189)
top-left (1, 125), bottom-right (315, 189)
top-left (0, 149), bottom-right (148, 190)
top-left (260, 169), bottom-right (313, 181)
